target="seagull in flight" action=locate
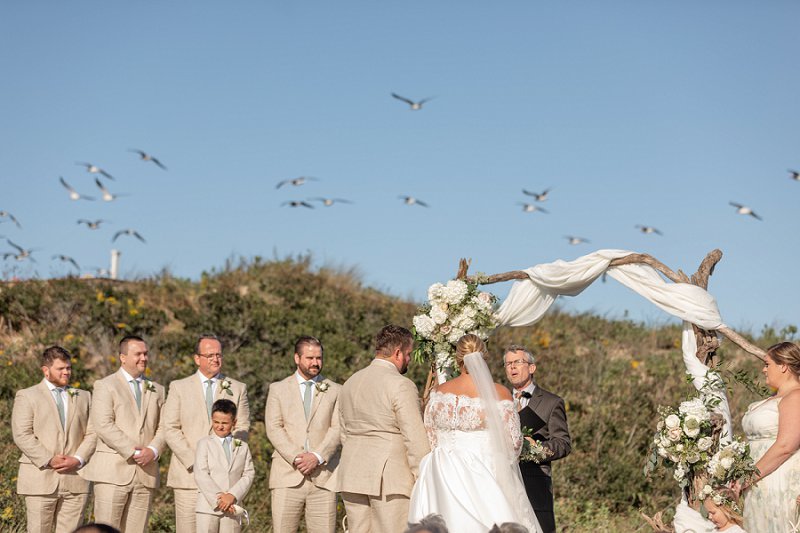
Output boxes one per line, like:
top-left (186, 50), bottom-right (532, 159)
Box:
top-left (95, 178), bottom-right (128, 202)
top-left (522, 188), bottom-right (551, 202)
top-left (310, 197), bottom-right (352, 207)
top-left (635, 225), bottom-right (663, 236)
top-left (729, 202), bottom-right (762, 221)
top-left (399, 196), bottom-right (429, 207)
top-left (789, 169), bottom-right (799, 181)
top-left (518, 203), bottom-right (548, 213)
top-left (391, 93), bottom-right (434, 111)
top-left (60, 177), bottom-right (95, 201)
top-left (77, 219), bottom-right (108, 230)
top-left (276, 176), bottom-right (318, 189)
top-left (0, 211), bottom-right (22, 228)
top-left (565, 236), bottom-right (590, 245)
top-left (129, 149), bottom-right (167, 170)
top-left (282, 201), bottom-right (314, 209)
top-left (76, 162), bottom-right (115, 180)
top-left (52, 254), bottom-right (80, 271)
top-left (4, 240), bottom-right (38, 261)
top-left (112, 229), bottom-right (146, 243)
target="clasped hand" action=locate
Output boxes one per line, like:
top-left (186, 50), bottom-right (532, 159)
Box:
top-left (293, 452), bottom-right (320, 476)
top-left (48, 455), bottom-right (80, 473)
top-left (215, 492), bottom-right (236, 513)
top-left (132, 446), bottom-right (156, 467)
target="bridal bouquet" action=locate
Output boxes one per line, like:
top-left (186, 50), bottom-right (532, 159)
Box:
top-left (519, 427), bottom-right (554, 463)
top-left (411, 278), bottom-right (499, 372)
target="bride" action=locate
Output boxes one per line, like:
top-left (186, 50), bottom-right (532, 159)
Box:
top-left (408, 334), bottom-right (542, 532)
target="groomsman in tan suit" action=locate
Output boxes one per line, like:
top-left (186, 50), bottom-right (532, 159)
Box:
top-left (163, 334), bottom-right (250, 533)
top-left (337, 325), bottom-right (430, 533)
top-left (12, 346), bottom-right (97, 533)
top-left (83, 335), bottom-right (166, 533)
top-left (265, 336), bottom-right (341, 533)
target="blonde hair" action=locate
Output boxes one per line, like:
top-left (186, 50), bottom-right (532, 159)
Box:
top-left (455, 334), bottom-right (488, 367)
top-left (705, 487), bottom-right (744, 527)
top-left (766, 341), bottom-right (800, 377)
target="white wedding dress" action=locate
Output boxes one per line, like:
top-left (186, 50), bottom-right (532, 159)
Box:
top-left (408, 389), bottom-right (542, 532)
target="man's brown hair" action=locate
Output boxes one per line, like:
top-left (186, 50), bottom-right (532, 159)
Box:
top-left (375, 325), bottom-right (413, 356)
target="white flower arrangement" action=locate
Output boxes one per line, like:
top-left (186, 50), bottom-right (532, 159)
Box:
top-left (519, 428), bottom-right (554, 464)
top-left (143, 379), bottom-right (156, 393)
top-left (315, 381), bottom-right (330, 393)
top-left (66, 386), bottom-right (79, 397)
top-left (412, 278), bottom-right (499, 372)
top-left (220, 378), bottom-right (233, 396)
top-left (233, 438), bottom-right (243, 448)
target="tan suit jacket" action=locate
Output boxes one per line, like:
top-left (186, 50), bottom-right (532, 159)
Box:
top-left (337, 359), bottom-right (430, 498)
top-left (265, 375), bottom-right (341, 490)
top-left (12, 380), bottom-right (96, 495)
top-left (164, 373), bottom-right (250, 489)
top-left (83, 369), bottom-right (166, 488)
top-left (194, 436), bottom-right (255, 516)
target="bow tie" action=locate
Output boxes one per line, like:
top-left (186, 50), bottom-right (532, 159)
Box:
top-left (515, 390), bottom-right (532, 399)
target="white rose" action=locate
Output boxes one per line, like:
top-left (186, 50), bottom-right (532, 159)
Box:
top-left (697, 437), bottom-right (714, 451)
top-left (679, 398), bottom-right (710, 421)
top-left (412, 315), bottom-right (436, 338)
top-left (447, 328), bottom-right (465, 344)
top-left (657, 447), bottom-right (668, 458)
top-left (444, 280), bottom-right (469, 305)
top-left (665, 414), bottom-right (681, 430)
top-left (668, 428), bottom-right (683, 442)
top-left (682, 416), bottom-right (701, 438)
top-left (673, 467), bottom-right (685, 481)
top-left (675, 444), bottom-right (684, 453)
top-left (430, 305), bottom-right (448, 325)
top-left (702, 484), bottom-right (713, 496)
top-left (720, 456), bottom-right (735, 470)
top-left (657, 421), bottom-right (664, 431)
top-left (686, 452), bottom-right (701, 464)
top-left (660, 436), bottom-right (672, 448)
top-left (427, 283), bottom-right (445, 303)
top-left (440, 324), bottom-right (452, 335)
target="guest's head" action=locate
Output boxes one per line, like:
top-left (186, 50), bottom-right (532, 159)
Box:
top-left (119, 335), bottom-right (148, 379)
top-left (763, 342), bottom-right (800, 389)
top-left (211, 399), bottom-right (237, 438)
top-left (375, 325), bottom-right (414, 374)
top-left (455, 334), bottom-right (487, 371)
top-left (488, 522), bottom-right (529, 533)
top-left (41, 345), bottom-right (73, 388)
top-left (72, 523), bottom-right (121, 533)
top-left (294, 335), bottom-right (323, 380)
top-left (703, 487), bottom-right (744, 529)
top-left (194, 334), bottom-right (224, 379)
top-left (404, 513), bottom-right (449, 533)
top-left (504, 344), bottom-right (536, 390)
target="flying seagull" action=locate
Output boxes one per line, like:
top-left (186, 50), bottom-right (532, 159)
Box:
top-left (276, 177), bottom-right (318, 189)
top-left (112, 229), bottom-right (146, 243)
top-left (729, 202), bottom-right (762, 221)
top-left (0, 210), bottom-right (21, 228)
top-left (281, 201), bottom-right (314, 209)
top-left (60, 177), bottom-right (95, 201)
top-left (789, 169), bottom-right (799, 181)
top-left (310, 197), bottom-right (352, 207)
top-left (77, 219), bottom-right (108, 230)
top-left (518, 203), bottom-right (548, 214)
top-left (635, 225), bottom-right (663, 236)
top-left (391, 93), bottom-right (434, 110)
top-left (95, 178), bottom-right (128, 202)
top-left (399, 196), bottom-right (429, 207)
top-left (129, 149), bottom-right (167, 170)
top-left (52, 254), bottom-right (80, 270)
top-left (522, 188), bottom-right (551, 202)
top-left (4, 240), bottom-right (37, 261)
top-left (565, 236), bottom-right (590, 245)
top-left (76, 162), bottom-right (115, 180)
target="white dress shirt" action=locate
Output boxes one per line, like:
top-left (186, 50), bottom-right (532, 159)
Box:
top-left (120, 368), bottom-right (159, 459)
top-left (515, 382), bottom-right (537, 410)
top-left (198, 370), bottom-right (221, 396)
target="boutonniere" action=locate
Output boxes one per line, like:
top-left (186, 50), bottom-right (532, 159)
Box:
top-left (220, 378), bottom-right (233, 396)
top-left (315, 381), bottom-right (330, 393)
top-left (233, 438), bottom-right (242, 448)
top-left (143, 379), bottom-right (156, 393)
top-left (66, 386), bottom-right (79, 397)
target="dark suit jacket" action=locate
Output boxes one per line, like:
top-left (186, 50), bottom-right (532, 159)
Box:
top-left (518, 384), bottom-right (571, 478)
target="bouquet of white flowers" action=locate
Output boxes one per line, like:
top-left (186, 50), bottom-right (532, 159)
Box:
top-left (519, 427), bottom-right (554, 464)
top-left (412, 278), bottom-right (499, 373)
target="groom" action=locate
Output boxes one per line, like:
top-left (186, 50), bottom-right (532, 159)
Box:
top-left (504, 344), bottom-right (571, 533)
top-left (337, 325), bottom-right (430, 533)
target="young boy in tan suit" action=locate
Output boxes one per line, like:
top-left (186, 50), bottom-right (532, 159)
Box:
top-left (194, 399), bottom-right (255, 533)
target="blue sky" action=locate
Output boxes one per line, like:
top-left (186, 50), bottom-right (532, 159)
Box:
top-left (1, 1), bottom-right (798, 332)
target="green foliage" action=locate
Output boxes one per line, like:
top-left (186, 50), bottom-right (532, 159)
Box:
top-left (0, 259), bottom-right (788, 531)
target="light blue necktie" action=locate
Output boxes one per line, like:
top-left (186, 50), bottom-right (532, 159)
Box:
top-left (205, 379), bottom-right (214, 419)
top-left (54, 388), bottom-right (65, 429)
top-left (303, 381), bottom-right (314, 420)
top-left (131, 380), bottom-right (142, 411)
top-left (223, 437), bottom-right (232, 464)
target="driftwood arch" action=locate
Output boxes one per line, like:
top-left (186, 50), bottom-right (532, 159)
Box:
top-left (422, 249), bottom-right (767, 405)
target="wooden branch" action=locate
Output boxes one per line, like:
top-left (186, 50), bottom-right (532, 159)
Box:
top-left (718, 326), bottom-right (766, 360)
top-left (455, 258), bottom-right (470, 280)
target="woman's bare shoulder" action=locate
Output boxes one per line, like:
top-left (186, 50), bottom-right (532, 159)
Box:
top-left (495, 383), bottom-right (513, 401)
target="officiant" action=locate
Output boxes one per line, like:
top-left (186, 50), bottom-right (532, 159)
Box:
top-left (504, 345), bottom-right (571, 533)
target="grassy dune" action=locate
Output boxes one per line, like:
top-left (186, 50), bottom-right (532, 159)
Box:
top-left (0, 257), bottom-right (782, 532)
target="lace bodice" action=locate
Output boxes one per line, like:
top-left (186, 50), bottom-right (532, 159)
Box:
top-left (424, 391), bottom-right (523, 455)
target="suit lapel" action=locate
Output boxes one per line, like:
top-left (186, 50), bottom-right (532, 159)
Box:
top-left (115, 370), bottom-right (139, 416)
top-left (527, 387), bottom-right (545, 414)
top-left (38, 381), bottom-right (65, 436)
top-left (228, 438), bottom-right (240, 472)
top-left (287, 376), bottom-right (305, 421)
top-left (138, 380), bottom-right (151, 427)
top-left (65, 390), bottom-right (78, 437)
top-left (307, 377), bottom-right (325, 424)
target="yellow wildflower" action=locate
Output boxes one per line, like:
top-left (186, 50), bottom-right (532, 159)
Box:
top-left (71, 381), bottom-right (80, 388)
top-left (145, 367), bottom-right (152, 378)
top-left (129, 308), bottom-right (140, 317)
top-left (64, 333), bottom-right (75, 342)
top-left (115, 323), bottom-right (127, 329)
top-left (631, 360), bottom-right (641, 369)
top-left (105, 296), bottom-right (118, 305)
top-left (6, 361), bottom-right (12, 366)
top-left (1, 506), bottom-right (13, 520)
top-left (108, 355), bottom-right (117, 364)
top-left (538, 332), bottom-right (551, 349)
top-left (96, 291), bottom-right (105, 302)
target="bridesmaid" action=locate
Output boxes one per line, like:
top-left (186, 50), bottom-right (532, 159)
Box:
top-left (739, 342), bottom-right (800, 533)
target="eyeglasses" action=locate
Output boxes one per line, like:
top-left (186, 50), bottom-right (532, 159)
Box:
top-left (197, 353), bottom-right (223, 360)
top-left (504, 359), bottom-right (532, 368)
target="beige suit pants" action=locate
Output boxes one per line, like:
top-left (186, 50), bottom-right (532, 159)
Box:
top-left (342, 492), bottom-right (409, 533)
top-left (93, 480), bottom-right (154, 533)
top-left (173, 488), bottom-right (197, 533)
top-left (196, 512), bottom-right (241, 533)
top-left (271, 480), bottom-right (337, 533)
top-left (24, 487), bottom-right (88, 533)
